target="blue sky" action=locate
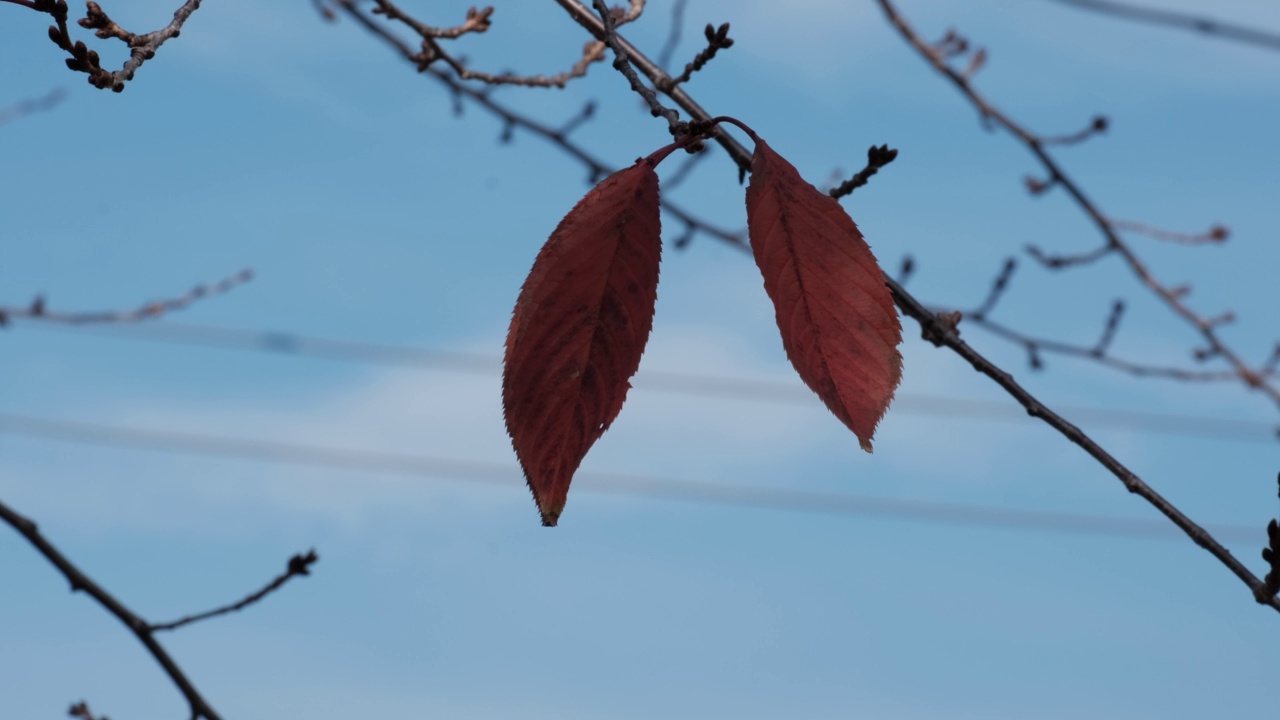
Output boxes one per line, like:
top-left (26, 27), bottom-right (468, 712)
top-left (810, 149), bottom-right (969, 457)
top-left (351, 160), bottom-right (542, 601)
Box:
top-left (2, 0), bottom-right (1279, 718)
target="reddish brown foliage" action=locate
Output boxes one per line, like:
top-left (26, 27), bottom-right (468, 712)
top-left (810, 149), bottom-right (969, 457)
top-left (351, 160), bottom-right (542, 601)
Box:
top-left (741, 129), bottom-right (903, 451)
top-left (503, 146), bottom-right (677, 526)
top-left (505, 119), bottom-right (902, 526)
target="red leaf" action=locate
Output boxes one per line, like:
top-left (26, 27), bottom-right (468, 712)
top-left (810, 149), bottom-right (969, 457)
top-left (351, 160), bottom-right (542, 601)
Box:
top-left (504, 148), bottom-right (674, 526)
top-left (743, 131), bottom-right (902, 451)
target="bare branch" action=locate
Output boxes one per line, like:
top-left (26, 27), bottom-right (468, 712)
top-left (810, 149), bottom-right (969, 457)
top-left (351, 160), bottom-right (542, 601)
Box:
top-left (828, 144), bottom-right (899, 199)
top-left (150, 550), bottom-right (318, 632)
top-left (26, 0), bottom-right (205, 92)
top-left (885, 277), bottom-right (1280, 614)
top-left (660, 22), bottom-right (734, 90)
top-left (0, 268), bottom-right (253, 326)
top-left (1110, 217), bottom-right (1230, 245)
top-left (0, 498), bottom-right (225, 719)
top-left (1041, 114), bottom-right (1109, 146)
top-left (588, 0), bottom-right (680, 130)
top-left (365, 1), bottom-right (605, 88)
top-left (1026, 242), bottom-right (1113, 269)
top-left (872, 0), bottom-right (1280, 410)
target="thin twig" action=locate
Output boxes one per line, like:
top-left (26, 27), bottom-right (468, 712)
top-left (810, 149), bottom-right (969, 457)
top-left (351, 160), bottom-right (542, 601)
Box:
top-left (0, 498), bottom-right (224, 719)
top-left (28, 0), bottom-right (205, 92)
top-left (150, 550), bottom-right (318, 632)
top-left (662, 22), bottom-right (734, 89)
top-left (949, 304), bottom-right (1258, 381)
top-left (368, 0), bottom-right (605, 88)
top-left (1041, 114), bottom-right (1108, 145)
top-left (0, 269), bottom-right (253, 326)
top-left (589, 0), bottom-right (681, 130)
top-left (1110, 218), bottom-right (1230, 245)
top-left (829, 145), bottom-right (899, 199)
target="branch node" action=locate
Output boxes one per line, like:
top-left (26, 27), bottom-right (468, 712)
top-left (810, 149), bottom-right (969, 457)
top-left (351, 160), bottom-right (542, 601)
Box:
top-left (921, 310), bottom-right (962, 347)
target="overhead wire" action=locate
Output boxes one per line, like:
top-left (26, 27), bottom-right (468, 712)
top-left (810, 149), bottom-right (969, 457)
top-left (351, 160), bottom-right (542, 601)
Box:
top-left (16, 321), bottom-right (1278, 444)
top-left (0, 411), bottom-right (1262, 544)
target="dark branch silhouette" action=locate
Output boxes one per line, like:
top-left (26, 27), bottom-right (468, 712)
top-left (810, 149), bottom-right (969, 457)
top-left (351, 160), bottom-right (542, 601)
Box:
top-left (0, 497), bottom-right (317, 718)
top-left (150, 550), bottom-right (318, 632)
top-left (0, 498), bottom-right (225, 719)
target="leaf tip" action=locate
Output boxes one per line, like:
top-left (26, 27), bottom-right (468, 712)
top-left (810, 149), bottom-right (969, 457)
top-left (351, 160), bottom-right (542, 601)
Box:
top-left (858, 437), bottom-right (874, 454)
top-left (540, 507), bottom-right (562, 527)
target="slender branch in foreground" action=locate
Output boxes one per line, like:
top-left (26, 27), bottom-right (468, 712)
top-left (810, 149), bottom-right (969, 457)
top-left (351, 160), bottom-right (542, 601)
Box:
top-left (150, 550), bottom-right (318, 632)
top-left (0, 268), bottom-right (253, 326)
top-left (1043, 0), bottom-right (1280, 53)
top-left (0, 498), bottom-right (224, 720)
top-left (873, 0), bottom-right (1280, 412)
top-left (25, 0), bottom-right (205, 91)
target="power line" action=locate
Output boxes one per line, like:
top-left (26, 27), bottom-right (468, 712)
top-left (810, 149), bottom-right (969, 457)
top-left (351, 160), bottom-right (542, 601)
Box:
top-left (1043, 0), bottom-right (1280, 53)
top-left (18, 321), bottom-right (1279, 444)
top-left (0, 411), bottom-right (1261, 543)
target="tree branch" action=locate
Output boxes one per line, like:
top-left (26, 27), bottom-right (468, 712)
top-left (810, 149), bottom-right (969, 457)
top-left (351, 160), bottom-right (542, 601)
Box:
top-left (0, 269), bottom-right (253, 326)
top-left (0, 498), bottom-right (224, 719)
top-left (23, 0), bottom-right (205, 92)
top-left (150, 550), bottom-right (318, 632)
top-left (873, 0), bottom-right (1280, 412)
